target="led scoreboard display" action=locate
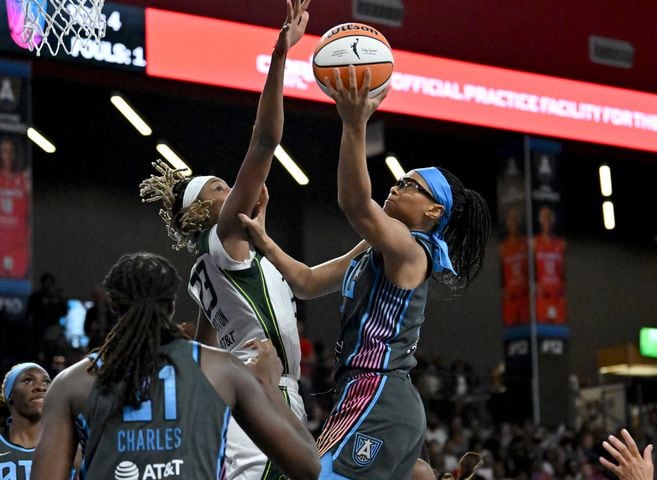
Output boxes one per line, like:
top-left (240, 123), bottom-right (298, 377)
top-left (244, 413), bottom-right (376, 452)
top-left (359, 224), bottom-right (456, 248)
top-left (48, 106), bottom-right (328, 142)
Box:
top-left (0, 1), bottom-right (145, 72)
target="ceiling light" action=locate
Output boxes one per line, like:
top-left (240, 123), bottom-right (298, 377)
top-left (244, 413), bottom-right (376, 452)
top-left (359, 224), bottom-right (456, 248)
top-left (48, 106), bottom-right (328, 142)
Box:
top-left (156, 143), bottom-right (192, 176)
top-left (385, 155), bottom-right (405, 179)
top-left (599, 164), bottom-right (612, 197)
top-left (602, 201), bottom-right (615, 230)
top-left (110, 93), bottom-right (153, 136)
top-left (274, 145), bottom-right (308, 185)
top-left (27, 127), bottom-right (56, 153)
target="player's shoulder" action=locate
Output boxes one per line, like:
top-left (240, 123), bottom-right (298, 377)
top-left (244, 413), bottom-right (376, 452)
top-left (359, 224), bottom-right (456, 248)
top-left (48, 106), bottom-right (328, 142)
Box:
top-left (50, 358), bottom-right (95, 394)
top-left (55, 358), bottom-right (92, 382)
top-left (199, 344), bottom-right (246, 381)
top-left (199, 343), bottom-right (240, 366)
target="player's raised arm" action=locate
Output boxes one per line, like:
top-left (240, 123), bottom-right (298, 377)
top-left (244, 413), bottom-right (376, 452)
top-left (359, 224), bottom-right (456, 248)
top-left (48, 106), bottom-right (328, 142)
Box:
top-left (239, 185), bottom-right (368, 298)
top-left (325, 67), bottom-right (428, 287)
top-left (217, 0), bottom-right (310, 260)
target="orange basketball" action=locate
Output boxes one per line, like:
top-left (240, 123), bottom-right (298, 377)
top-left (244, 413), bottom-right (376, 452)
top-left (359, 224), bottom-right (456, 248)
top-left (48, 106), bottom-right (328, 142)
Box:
top-left (312, 23), bottom-right (394, 98)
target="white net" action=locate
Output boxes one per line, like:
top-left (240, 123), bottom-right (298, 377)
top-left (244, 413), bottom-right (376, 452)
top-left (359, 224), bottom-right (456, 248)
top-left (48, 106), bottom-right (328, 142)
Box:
top-left (20, 0), bottom-right (106, 56)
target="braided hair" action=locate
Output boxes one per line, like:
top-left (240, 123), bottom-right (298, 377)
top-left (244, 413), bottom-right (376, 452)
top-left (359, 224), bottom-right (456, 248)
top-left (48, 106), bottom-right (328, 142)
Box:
top-left (88, 252), bottom-right (183, 410)
top-left (139, 160), bottom-right (213, 253)
top-left (436, 167), bottom-right (491, 288)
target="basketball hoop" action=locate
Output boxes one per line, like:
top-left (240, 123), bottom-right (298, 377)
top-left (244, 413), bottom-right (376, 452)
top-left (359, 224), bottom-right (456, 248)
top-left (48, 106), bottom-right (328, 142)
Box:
top-left (20, 0), bottom-right (106, 56)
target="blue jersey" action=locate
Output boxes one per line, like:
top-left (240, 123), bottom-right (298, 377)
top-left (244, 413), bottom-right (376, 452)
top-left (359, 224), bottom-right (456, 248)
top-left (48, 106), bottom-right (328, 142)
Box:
top-left (76, 339), bottom-right (231, 479)
top-left (336, 235), bottom-right (433, 374)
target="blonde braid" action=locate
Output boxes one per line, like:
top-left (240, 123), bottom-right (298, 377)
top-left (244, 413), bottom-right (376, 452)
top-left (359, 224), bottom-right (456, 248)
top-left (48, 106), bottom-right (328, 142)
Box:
top-left (139, 160), bottom-right (213, 253)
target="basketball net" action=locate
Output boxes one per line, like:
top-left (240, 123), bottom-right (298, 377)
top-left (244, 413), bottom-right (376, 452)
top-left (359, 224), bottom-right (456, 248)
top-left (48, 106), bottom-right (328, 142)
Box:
top-left (20, 0), bottom-right (106, 56)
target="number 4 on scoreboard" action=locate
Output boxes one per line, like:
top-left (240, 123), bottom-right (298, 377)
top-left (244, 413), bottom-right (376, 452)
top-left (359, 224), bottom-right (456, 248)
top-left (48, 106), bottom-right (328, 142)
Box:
top-left (106, 10), bottom-right (122, 32)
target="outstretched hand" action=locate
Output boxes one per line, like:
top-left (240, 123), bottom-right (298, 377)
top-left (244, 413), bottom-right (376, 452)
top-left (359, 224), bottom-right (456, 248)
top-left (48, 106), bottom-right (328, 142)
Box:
top-left (274, 0), bottom-right (311, 54)
top-left (238, 185), bottom-right (271, 254)
top-left (323, 65), bottom-right (389, 128)
top-left (244, 338), bottom-right (283, 388)
top-left (600, 429), bottom-right (654, 480)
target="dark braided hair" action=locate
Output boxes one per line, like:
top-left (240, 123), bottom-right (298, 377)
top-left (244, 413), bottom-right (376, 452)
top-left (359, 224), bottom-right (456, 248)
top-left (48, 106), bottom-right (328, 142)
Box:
top-left (88, 252), bottom-right (183, 410)
top-left (436, 167), bottom-right (491, 288)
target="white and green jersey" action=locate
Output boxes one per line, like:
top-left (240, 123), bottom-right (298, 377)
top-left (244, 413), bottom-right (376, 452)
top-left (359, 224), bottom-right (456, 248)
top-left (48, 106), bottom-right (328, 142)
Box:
top-left (188, 226), bottom-right (301, 380)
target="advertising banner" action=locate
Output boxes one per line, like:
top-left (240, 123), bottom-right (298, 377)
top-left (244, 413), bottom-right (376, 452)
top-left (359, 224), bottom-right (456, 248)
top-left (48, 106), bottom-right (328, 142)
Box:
top-left (0, 59), bottom-right (31, 359)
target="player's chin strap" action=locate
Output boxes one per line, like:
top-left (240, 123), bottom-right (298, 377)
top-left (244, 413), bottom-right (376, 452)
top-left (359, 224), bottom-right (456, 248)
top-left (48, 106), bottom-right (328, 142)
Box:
top-left (441, 451), bottom-right (484, 480)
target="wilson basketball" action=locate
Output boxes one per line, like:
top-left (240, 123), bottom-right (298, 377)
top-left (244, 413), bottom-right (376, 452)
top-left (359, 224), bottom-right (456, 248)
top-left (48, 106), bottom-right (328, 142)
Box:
top-left (312, 23), bottom-right (394, 98)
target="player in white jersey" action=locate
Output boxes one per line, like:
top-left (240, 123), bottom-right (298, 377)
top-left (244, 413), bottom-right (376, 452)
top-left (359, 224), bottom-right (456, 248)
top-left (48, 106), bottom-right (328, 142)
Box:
top-left (140, 1), bottom-right (311, 478)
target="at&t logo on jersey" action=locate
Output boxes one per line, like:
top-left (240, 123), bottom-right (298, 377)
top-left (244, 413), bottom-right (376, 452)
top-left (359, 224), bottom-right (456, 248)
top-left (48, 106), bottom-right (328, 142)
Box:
top-left (114, 459), bottom-right (184, 479)
top-left (352, 432), bottom-right (383, 467)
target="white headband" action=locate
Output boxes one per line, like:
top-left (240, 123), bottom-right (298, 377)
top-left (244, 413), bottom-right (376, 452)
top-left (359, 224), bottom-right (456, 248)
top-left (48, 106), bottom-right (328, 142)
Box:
top-left (182, 176), bottom-right (215, 208)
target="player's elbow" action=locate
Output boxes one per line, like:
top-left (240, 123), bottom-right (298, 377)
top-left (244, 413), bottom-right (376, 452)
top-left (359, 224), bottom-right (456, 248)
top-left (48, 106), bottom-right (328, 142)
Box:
top-left (337, 195), bottom-right (362, 217)
top-left (294, 454), bottom-right (321, 480)
top-left (289, 280), bottom-right (317, 300)
top-left (251, 129), bottom-right (281, 152)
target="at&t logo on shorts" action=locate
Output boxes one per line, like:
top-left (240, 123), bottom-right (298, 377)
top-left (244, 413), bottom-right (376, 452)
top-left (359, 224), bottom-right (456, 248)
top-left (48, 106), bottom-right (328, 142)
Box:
top-left (115, 461), bottom-right (139, 480)
top-left (352, 432), bottom-right (383, 467)
top-left (114, 459), bottom-right (184, 479)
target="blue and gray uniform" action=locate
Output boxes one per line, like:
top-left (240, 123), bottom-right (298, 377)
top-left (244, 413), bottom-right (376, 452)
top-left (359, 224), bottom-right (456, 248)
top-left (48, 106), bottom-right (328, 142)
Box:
top-left (75, 339), bottom-right (231, 480)
top-left (317, 235), bottom-right (432, 480)
top-left (0, 434), bottom-right (34, 480)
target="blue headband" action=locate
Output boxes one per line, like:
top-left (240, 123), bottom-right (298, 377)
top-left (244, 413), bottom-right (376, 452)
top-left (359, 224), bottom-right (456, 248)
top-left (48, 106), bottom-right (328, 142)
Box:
top-left (3, 363), bottom-right (44, 401)
top-left (414, 167), bottom-right (456, 275)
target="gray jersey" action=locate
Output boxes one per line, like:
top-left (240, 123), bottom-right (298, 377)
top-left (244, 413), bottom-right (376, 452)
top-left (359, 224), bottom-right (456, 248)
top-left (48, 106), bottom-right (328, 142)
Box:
top-left (0, 434), bottom-right (34, 480)
top-left (336, 235), bottom-right (433, 374)
top-left (76, 340), bottom-right (231, 479)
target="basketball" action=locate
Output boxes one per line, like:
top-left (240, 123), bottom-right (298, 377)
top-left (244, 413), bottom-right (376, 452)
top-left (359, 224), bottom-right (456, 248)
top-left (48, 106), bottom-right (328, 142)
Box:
top-left (312, 23), bottom-right (394, 98)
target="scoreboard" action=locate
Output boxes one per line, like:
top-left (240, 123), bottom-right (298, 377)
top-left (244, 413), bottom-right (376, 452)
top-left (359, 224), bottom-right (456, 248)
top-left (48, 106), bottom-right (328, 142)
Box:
top-left (0, 1), bottom-right (145, 72)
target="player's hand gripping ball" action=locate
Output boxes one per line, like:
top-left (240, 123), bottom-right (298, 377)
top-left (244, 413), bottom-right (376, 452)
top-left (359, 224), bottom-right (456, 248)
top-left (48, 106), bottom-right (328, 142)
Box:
top-left (313, 22), bottom-right (394, 98)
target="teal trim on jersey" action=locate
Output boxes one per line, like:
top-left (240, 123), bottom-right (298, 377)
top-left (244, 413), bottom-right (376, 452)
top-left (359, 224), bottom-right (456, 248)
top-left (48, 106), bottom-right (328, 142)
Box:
top-left (74, 414), bottom-right (90, 479)
top-left (0, 433), bottom-right (34, 452)
top-left (320, 453), bottom-right (353, 479)
top-left (220, 255), bottom-right (290, 374)
top-left (217, 407), bottom-right (231, 480)
top-left (191, 340), bottom-right (200, 363)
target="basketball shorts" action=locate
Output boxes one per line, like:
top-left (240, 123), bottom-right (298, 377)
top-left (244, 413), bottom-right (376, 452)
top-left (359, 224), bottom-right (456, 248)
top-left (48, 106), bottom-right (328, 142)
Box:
top-left (224, 376), bottom-right (306, 480)
top-left (316, 370), bottom-right (425, 480)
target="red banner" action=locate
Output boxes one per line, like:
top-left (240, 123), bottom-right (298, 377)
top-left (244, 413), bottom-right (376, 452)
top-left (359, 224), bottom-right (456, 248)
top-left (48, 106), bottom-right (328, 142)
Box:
top-left (0, 61), bottom-right (30, 281)
top-left (146, 8), bottom-right (657, 153)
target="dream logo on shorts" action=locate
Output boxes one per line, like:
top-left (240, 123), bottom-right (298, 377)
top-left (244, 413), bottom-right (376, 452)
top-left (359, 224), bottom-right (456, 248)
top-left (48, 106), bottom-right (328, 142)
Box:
top-left (352, 432), bottom-right (383, 467)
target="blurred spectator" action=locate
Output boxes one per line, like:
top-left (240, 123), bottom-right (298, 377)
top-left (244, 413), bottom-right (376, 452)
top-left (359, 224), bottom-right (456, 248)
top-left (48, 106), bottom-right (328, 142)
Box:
top-left (297, 319), bottom-right (316, 394)
top-left (83, 285), bottom-right (117, 350)
top-left (26, 272), bottom-right (67, 360)
top-left (426, 411), bottom-right (448, 446)
top-left (49, 354), bottom-right (67, 378)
